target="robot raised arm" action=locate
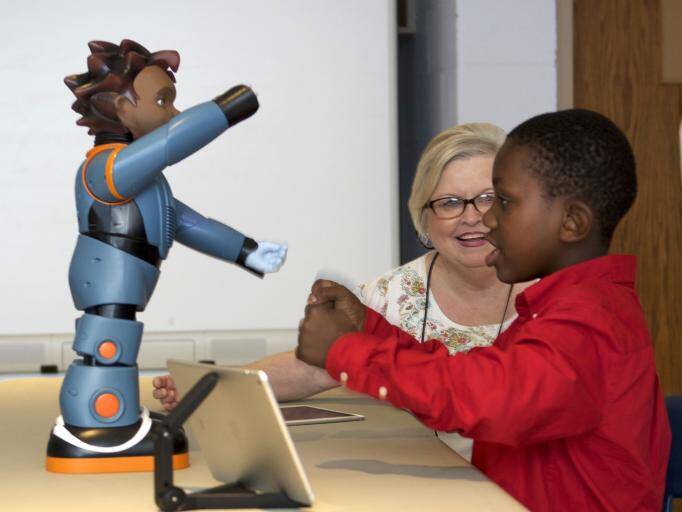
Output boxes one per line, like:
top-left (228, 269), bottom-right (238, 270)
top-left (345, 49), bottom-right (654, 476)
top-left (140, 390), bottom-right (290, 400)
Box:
top-left (174, 199), bottom-right (287, 277)
top-left (82, 86), bottom-right (258, 204)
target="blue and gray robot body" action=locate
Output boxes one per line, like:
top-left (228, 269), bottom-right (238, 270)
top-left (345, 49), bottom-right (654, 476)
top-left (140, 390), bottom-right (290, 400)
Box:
top-left (49, 86), bottom-right (287, 468)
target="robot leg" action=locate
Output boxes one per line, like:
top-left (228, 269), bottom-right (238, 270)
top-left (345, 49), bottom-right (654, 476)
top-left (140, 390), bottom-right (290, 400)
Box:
top-left (47, 236), bottom-right (187, 473)
top-left (61, 313), bottom-right (144, 428)
top-left (47, 312), bottom-right (188, 473)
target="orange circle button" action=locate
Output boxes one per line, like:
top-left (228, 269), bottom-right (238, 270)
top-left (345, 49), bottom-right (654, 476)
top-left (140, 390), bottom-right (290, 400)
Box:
top-left (94, 393), bottom-right (120, 418)
top-left (98, 341), bottom-right (117, 360)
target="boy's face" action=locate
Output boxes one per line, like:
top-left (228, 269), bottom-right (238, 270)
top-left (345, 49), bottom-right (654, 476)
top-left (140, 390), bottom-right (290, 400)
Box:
top-left (483, 142), bottom-right (566, 283)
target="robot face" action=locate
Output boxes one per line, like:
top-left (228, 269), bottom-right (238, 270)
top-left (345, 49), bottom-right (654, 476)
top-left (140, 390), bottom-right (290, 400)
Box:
top-left (114, 65), bottom-right (180, 139)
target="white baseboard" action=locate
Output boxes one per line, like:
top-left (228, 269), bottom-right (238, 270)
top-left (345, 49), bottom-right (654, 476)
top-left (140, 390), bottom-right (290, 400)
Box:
top-left (0, 328), bottom-right (298, 374)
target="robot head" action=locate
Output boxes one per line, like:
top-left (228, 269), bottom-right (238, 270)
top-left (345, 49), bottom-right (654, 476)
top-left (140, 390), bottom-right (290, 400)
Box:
top-left (65, 39), bottom-right (180, 139)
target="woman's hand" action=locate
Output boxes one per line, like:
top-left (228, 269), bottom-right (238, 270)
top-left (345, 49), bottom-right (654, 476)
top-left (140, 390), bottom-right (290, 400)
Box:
top-left (152, 374), bottom-right (179, 412)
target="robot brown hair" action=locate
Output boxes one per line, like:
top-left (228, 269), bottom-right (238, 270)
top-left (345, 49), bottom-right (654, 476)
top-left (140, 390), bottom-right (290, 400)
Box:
top-left (64, 39), bottom-right (179, 140)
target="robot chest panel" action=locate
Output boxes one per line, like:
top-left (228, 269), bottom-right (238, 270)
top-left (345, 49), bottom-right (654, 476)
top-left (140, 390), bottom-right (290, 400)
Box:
top-left (77, 175), bottom-right (175, 260)
top-left (87, 201), bottom-right (148, 241)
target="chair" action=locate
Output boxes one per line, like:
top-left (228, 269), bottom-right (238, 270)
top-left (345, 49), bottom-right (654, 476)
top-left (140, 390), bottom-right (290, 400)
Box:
top-left (664, 395), bottom-right (682, 512)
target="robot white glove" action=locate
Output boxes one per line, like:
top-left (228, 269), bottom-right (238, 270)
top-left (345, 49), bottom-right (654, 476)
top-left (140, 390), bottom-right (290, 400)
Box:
top-left (245, 241), bottom-right (288, 274)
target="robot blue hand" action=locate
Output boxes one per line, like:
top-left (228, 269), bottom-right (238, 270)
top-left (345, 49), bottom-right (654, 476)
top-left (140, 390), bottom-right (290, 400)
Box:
top-left (245, 241), bottom-right (288, 273)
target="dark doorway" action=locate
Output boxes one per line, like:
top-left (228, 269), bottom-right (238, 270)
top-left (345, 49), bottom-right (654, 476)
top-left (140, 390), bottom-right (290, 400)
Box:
top-left (397, 0), bottom-right (457, 263)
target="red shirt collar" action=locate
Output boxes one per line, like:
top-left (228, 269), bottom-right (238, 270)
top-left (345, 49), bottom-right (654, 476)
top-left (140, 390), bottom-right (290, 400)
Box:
top-left (515, 254), bottom-right (637, 318)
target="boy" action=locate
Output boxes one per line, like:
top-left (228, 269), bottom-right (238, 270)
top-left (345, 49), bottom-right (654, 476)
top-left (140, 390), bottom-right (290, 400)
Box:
top-left (296, 109), bottom-right (671, 511)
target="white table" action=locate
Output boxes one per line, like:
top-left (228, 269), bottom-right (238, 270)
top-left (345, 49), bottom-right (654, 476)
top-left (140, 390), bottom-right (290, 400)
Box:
top-left (0, 377), bottom-right (525, 511)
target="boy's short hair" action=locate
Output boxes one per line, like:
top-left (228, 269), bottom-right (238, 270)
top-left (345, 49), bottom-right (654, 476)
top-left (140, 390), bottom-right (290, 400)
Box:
top-left (507, 109), bottom-right (636, 244)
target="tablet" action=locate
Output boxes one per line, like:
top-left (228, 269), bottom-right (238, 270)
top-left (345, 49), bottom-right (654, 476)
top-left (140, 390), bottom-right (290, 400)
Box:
top-left (167, 359), bottom-right (314, 506)
top-left (281, 405), bottom-right (364, 426)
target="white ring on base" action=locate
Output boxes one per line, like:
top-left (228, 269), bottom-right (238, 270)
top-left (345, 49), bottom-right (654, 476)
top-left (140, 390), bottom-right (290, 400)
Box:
top-left (51, 406), bottom-right (152, 454)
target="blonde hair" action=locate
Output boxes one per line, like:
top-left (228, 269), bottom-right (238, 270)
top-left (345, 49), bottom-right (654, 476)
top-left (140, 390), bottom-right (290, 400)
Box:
top-left (408, 122), bottom-right (506, 237)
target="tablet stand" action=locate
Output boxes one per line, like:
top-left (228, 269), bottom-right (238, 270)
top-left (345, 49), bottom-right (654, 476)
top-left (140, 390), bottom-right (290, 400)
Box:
top-left (154, 371), bottom-right (307, 511)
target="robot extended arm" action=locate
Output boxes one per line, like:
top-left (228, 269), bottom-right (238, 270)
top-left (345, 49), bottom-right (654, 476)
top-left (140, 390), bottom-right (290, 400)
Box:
top-left (174, 199), bottom-right (287, 277)
top-left (82, 86), bottom-right (258, 203)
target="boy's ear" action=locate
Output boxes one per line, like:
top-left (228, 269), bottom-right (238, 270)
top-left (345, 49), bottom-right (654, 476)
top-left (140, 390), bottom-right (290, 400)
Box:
top-left (559, 199), bottom-right (594, 243)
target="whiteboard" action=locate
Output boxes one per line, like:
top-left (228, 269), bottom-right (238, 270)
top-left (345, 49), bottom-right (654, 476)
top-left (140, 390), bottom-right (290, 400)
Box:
top-left (0, 0), bottom-right (398, 334)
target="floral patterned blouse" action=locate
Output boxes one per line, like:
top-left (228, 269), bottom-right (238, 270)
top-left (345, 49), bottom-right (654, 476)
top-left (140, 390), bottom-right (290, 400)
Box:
top-left (355, 253), bottom-right (516, 461)
top-left (356, 253), bottom-right (515, 354)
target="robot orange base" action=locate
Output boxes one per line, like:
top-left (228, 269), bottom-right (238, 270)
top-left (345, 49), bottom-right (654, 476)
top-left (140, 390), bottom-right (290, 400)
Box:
top-left (46, 453), bottom-right (189, 474)
top-left (46, 408), bottom-right (189, 474)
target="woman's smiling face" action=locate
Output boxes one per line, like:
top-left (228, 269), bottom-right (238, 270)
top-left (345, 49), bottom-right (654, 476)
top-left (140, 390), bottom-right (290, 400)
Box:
top-left (423, 154), bottom-right (497, 269)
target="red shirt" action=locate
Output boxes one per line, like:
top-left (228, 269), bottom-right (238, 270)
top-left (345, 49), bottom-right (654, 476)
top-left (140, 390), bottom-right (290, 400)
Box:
top-left (326, 255), bottom-right (670, 511)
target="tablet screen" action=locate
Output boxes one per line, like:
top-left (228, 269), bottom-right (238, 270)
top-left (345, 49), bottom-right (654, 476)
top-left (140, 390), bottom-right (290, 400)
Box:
top-left (280, 405), bottom-right (364, 425)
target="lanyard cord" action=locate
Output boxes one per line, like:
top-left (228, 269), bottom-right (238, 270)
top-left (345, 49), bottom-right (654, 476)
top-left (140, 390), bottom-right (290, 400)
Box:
top-left (421, 252), bottom-right (514, 343)
top-left (421, 252), bottom-right (439, 342)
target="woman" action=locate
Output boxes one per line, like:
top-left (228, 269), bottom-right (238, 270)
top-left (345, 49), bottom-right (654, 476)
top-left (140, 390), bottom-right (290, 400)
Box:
top-left (153, 122), bottom-right (532, 461)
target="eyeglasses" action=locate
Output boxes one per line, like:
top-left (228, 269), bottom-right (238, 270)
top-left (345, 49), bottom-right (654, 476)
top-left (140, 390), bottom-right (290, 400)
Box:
top-left (425, 193), bottom-right (496, 219)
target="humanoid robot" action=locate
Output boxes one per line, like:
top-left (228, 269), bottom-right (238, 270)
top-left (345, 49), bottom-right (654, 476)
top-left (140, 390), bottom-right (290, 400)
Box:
top-left (47, 39), bottom-right (287, 473)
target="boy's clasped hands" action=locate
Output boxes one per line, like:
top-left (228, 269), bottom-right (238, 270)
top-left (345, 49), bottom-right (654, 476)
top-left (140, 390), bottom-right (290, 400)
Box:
top-left (296, 280), bottom-right (366, 369)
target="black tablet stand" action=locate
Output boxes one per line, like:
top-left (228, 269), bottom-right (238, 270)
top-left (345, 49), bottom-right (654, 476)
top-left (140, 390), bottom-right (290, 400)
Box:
top-left (154, 371), bottom-right (306, 511)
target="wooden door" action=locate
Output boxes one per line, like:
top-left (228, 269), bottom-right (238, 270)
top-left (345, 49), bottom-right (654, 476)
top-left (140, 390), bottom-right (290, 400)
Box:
top-left (574, 0), bottom-right (682, 394)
